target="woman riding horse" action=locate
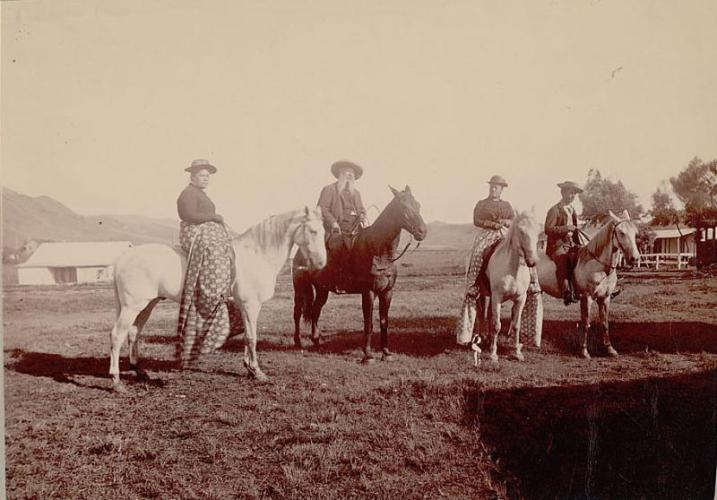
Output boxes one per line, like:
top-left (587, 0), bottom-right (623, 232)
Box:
top-left (453, 175), bottom-right (514, 343)
top-left (175, 159), bottom-right (236, 364)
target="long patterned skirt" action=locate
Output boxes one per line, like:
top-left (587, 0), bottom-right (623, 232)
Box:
top-left (454, 228), bottom-right (503, 342)
top-left (176, 221), bottom-right (235, 366)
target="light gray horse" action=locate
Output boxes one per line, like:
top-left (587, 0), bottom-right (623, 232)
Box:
top-left (110, 207), bottom-right (326, 391)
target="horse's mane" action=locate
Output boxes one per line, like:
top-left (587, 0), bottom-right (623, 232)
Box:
top-left (582, 218), bottom-right (615, 257)
top-left (502, 211), bottom-right (534, 250)
top-left (235, 208), bottom-right (302, 251)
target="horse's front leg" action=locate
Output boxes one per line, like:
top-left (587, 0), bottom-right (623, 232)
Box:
top-left (509, 295), bottom-right (527, 361)
top-left (311, 286), bottom-right (330, 347)
top-left (241, 299), bottom-right (267, 381)
top-left (489, 293), bottom-right (502, 362)
top-left (378, 290), bottom-right (394, 361)
top-left (579, 296), bottom-right (592, 359)
top-left (361, 290), bottom-right (376, 364)
top-left (129, 298), bottom-right (159, 382)
top-left (597, 297), bottom-right (618, 357)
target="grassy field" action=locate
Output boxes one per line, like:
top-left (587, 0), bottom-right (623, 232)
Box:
top-left (3, 260), bottom-right (717, 499)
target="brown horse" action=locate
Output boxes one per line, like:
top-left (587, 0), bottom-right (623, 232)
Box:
top-left (292, 186), bottom-right (427, 363)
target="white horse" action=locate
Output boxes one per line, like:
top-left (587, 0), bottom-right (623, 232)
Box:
top-left (110, 206), bottom-right (326, 390)
top-left (535, 209), bottom-right (640, 358)
top-left (479, 211), bottom-right (541, 362)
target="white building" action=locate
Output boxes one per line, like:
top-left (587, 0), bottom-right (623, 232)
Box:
top-left (17, 241), bottom-right (132, 285)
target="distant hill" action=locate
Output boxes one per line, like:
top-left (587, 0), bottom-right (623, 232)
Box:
top-left (1, 187), bottom-right (178, 248)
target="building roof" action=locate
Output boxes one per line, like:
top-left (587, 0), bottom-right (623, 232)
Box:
top-left (18, 241), bottom-right (132, 268)
top-left (651, 227), bottom-right (696, 239)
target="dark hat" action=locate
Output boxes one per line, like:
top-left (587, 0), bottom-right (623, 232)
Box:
top-left (557, 181), bottom-right (583, 194)
top-left (185, 159), bottom-right (217, 174)
top-left (487, 175), bottom-right (508, 187)
top-left (331, 160), bottom-right (363, 180)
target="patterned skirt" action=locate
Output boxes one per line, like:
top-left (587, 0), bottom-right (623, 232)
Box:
top-left (176, 221), bottom-right (236, 365)
top-left (454, 228), bottom-right (504, 341)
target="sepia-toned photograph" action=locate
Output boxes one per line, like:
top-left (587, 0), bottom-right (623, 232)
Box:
top-left (2, 1), bottom-right (715, 498)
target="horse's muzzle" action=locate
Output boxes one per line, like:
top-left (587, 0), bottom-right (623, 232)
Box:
top-left (525, 257), bottom-right (537, 268)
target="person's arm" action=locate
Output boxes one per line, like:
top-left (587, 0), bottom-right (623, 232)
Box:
top-left (544, 206), bottom-right (574, 237)
top-left (317, 185), bottom-right (339, 231)
top-left (354, 190), bottom-right (367, 224)
top-left (177, 189), bottom-right (220, 224)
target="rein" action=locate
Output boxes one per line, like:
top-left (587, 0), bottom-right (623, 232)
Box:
top-left (388, 235), bottom-right (421, 263)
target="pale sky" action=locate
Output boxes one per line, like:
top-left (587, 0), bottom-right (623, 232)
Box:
top-left (2, 0), bottom-right (716, 231)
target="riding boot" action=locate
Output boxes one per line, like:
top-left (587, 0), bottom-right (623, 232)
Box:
top-left (561, 278), bottom-right (577, 306)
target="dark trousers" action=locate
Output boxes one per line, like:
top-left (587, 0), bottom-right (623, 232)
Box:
top-left (550, 247), bottom-right (577, 296)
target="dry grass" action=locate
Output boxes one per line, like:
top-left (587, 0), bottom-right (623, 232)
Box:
top-left (4, 269), bottom-right (717, 499)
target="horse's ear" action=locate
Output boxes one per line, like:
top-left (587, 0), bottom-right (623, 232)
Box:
top-left (404, 185), bottom-right (411, 194)
top-left (304, 205), bottom-right (310, 217)
top-left (389, 185), bottom-right (400, 197)
top-left (314, 205), bottom-right (322, 218)
top-left (608, 210), bottom-right (618, 220)
top-left (621, 209), bottom-right (630, 220)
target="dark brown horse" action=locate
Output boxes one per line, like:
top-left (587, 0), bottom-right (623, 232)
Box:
top-left (292, 186), bottom-right (427, 363)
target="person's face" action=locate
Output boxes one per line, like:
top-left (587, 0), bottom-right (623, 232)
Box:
top-left (561, 190), bottom-right (577, 204)
top-left (488, 183), bottom-right (503, 199)
top-left (191, 169), bottom-right (211, 189)
top-left (338, 168), bottom-right (356, 185)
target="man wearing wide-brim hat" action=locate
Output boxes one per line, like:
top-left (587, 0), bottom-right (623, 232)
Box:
top-left (317, 160), bottom-right (367, 289)
top-left (544, 181), bottom-right (584, 305)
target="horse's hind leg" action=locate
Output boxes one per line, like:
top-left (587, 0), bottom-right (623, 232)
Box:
top-left (378, 290), bottom-right (394, 361)
top-left (129, 298), bottom-right (161, 380)
top-left (598, 297), bottom-right (618, 357)
top-left (579, 296), bottom-right (592, 359)
top-left (110, 307), bottom-right (139, 391)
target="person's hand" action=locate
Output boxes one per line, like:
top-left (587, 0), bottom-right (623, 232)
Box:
top-left (213, 214), bottom-right (224, 223)
top-left (500, 219), bottom-right (511, 228)
top-left (565, 224), bottom-right (577, 232)
top-left (360, 215), bottom-right (368, 227)
top-left (487, 221), bottom-right (502, 230)
top-left (331, 221), bottom-right (341, 234)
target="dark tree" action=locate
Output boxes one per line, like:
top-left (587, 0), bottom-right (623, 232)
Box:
top-left (579, 169), bottom-right (644, 222)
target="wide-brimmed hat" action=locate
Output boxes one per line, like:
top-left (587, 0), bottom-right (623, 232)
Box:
top-left (331, 160), bottom-right (363, 180)
top-left (185, 159), bottom-right (217, 174)
top-left (487, 175), bottom-right (508, 187)
top-left (557, 181), bottom-right (583, 194)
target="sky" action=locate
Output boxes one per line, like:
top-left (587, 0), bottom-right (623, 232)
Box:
top-left (2, 0), bottom-right (716, 232)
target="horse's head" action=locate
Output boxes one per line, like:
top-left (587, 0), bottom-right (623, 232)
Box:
top-left (293, 206), bottom-right (327, 270)
top-left (389, 185), bottom-right (428, 241)
top-left (511, 210), bottom-right (540, 267)
top-left (609, 209), bottom-right (640, 266)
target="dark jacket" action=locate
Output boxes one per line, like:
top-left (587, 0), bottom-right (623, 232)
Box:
top-left (317, 182), bottom-right (366, 233)
top-left (177, 184), bottom-right (219, 224)
top-left (473, 198), bottom-right (514, 230)
top-left (544, 202), bottom-right (580, 258)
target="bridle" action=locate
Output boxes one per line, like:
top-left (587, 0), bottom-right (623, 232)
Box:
top-left (292, 216), bottom-right (319, 268)
top-left (583, 220), bottom-right (632, 272)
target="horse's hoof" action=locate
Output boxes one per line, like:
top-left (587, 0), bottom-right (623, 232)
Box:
top-left (581, 349), bottom-right (591, 359)
top-left (311, 337), bottom-right (321, 347)
top-left (361, 356), bottom-right (376, 365)
top-left (606, 346), bottom-right (619, 357)
top-left (490, 353), bottom-right (499, 363)
top-left (513, 351), bottom-right (525, 362)
top-left (382, 353), bottom-right (396, 362)
top-left (254, 371), bottom-right (269, 382)
top-left (294, 340), bottom-right (303, 349)
top-left (113, 380), bottom-right (128, 394)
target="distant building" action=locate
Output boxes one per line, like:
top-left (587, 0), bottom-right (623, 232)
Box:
top-left (16, 241), bottom-right (132, 285)
top-left (650, 226), bottom-right (696, 255)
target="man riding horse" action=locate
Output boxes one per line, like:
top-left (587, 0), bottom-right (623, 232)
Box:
top-left (317, 160), bottom-right (368, 289)
top-left (544, 181), bottom-right (584, 306)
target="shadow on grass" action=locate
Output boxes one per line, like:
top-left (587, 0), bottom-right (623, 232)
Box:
top-left (464, 368), bottom-right (717, 499)
top-left (541, 320), bottom-right (717, 355)
top-left (4, 349), bottom-right (175, 390)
